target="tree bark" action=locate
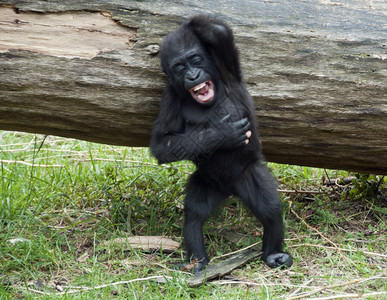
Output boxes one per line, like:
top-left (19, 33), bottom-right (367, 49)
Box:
top-left (0, 0), bottom-right (386, 174)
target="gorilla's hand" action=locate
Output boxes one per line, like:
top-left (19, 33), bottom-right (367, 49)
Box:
top-left (217, 115), bottom-right (251, 149)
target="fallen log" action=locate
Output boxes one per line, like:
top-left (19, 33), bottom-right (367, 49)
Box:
top-left (0, 0), bottom-right (386, 174)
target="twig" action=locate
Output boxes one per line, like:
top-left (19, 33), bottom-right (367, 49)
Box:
top-left (288, 279), bottom-right (314, 298)
top-left (212, 242), bottom-right (261, 260)
top-left (289, 204), bottom-right (353, 264)
top-left (0, 160), bottom-right (65, 168)
top-left (214, 280), bottom-right (317, 289)
top-left (258, 272), bottom-right (270, 300)
top-left (323, 177), bottom-right (356, 186)
top-left (23, 275), bottom-right (172, 296)
top-left (286, 275), bottom-right (386, 300)
top-left (376, 175), bottom-right (385, 190)
top-left (307, 291), bottom-right (386, 300)
top-left (0, 136), bottom-right (38, 148)
top-left (289, 243), bottom-right (387, 258)
top-left (278, 189), bottom-right (322, 194)
top-left (0, 158), bottom-right (191, 174)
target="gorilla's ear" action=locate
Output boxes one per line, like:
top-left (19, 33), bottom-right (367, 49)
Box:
top-left (160, 59), bottom-right (169, 75)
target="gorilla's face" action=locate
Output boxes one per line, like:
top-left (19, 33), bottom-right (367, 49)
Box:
top-left (168, 46), bottom-right (216, 106)
top-left (160, 32), bottom-right (220, 106)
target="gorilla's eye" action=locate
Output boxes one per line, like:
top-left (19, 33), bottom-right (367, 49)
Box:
top-left (173, 63), bottom-right (186, 73)
top-left (190, 55), bottom-right (202, 65)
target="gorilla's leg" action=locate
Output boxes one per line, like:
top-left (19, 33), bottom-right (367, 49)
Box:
top-left (233, 164), bottom-right (293, 268)
top-left (183, 171), bottom-right (227, 272)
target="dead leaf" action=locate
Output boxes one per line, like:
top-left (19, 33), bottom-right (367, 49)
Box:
top-left (119, 258), bottom-right (145, 267)
top-left (77, 251), bottom-right (90, 263)
top-left (7, 237), bottom-right (32, 244)
top-left (101, 236), bottom-right (180, 252)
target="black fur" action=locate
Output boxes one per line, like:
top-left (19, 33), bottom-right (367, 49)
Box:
top-left (150, 15), bottom-right (292, 272)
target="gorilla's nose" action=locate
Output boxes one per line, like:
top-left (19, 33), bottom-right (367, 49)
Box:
top-left (186, 69), bottom-right (202, 82)
top-left (185, 68), bottom-right (210, 91)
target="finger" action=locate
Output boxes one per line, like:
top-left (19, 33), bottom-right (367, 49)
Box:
top-left (220, 114), bottom-right (231, 122)
top-left (244, 130), bottom-right (252, 145)
top-left (233, 118), bottom-right (249, 130)
top-left (232, 117), bottom-right (247, 126)
top-left (241, 120), bottom-right (250, 132)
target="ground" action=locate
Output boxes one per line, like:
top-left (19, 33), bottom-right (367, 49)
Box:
top-left (0, 131), bottom-right (385, 299)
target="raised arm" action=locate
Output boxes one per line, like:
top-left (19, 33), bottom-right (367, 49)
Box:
top-left (187, 15), bottom-right (242, 83)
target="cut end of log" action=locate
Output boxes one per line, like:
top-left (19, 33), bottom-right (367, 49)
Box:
top-left (0, 7), bottom-right (137, 59)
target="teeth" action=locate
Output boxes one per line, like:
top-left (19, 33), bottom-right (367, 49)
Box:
top-left (194, 82), bottom-right (206, 92)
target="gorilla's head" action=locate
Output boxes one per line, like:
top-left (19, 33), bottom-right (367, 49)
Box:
top-left (160, 27), bottom-right (221, 106)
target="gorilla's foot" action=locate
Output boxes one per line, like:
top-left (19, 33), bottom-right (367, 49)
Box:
top-left (175, 258), bottom-right (209, 274)
top-left (264, 252), bottom-right (293, 268)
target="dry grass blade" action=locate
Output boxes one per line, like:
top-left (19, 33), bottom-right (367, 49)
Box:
top-left (23, 275), bottom-right (173, 296)
top-left (289, 204), bottom-right (355, 265)
top-left (289, 243), bottom-right (387, 258)
top-left (286, 274), bottom-right (386, 300)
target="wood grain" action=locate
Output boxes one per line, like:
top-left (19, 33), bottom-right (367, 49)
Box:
top-left (0, 1), bottom-right (386, 174)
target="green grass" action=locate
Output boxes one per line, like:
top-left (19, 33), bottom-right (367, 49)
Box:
top-left (0, 131), bottom-right (386, 299)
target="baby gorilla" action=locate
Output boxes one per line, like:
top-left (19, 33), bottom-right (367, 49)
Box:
top-left (150, 15), bottom-right (293, 272)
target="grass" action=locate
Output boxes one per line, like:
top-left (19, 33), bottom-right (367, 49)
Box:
top-left (0, 130), bottom-right (386, 299)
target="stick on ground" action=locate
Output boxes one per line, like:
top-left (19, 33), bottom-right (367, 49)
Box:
top-left (188, 249), bottom-right (262, 287)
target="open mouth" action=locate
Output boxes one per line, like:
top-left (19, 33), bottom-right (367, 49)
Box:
top-left (189, 80), bottom-right (215, 104)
